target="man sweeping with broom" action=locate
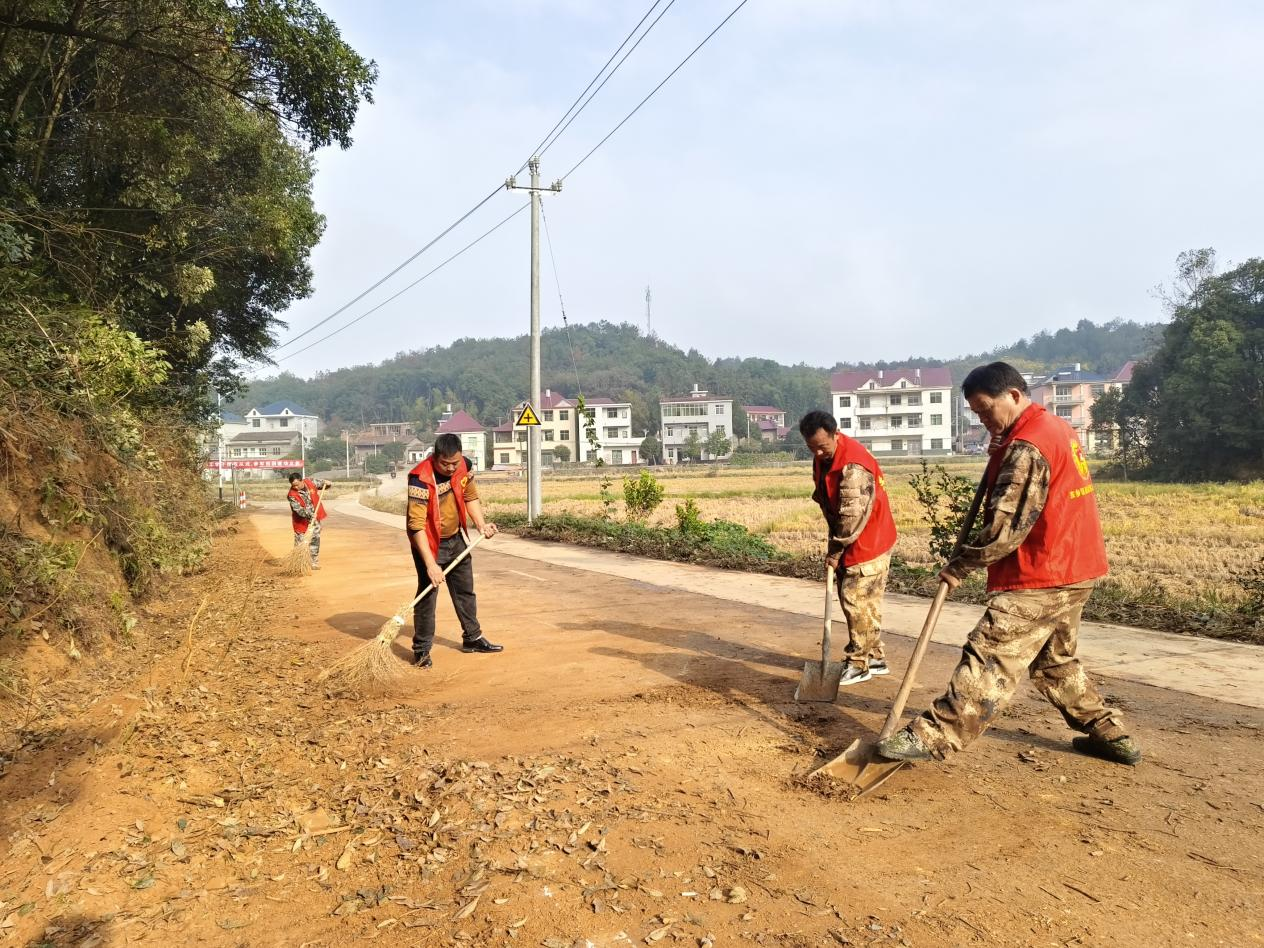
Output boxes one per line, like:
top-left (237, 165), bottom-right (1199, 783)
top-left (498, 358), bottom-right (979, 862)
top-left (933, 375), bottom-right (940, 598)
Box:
top-left (407, 433), bottom-right (502, 669)
top-left (287, 472), bottom-right (330, 570)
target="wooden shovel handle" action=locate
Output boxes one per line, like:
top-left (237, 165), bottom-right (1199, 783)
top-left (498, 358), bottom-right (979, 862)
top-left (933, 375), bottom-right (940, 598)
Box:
top-left (875, 470), bottom-right (990, 741)
top-left (878, 580), bottom-right (949, 739)
top-left (406, 533), bottom-right (485, 611)
top-left (820, 563), bottom-right (835, 669)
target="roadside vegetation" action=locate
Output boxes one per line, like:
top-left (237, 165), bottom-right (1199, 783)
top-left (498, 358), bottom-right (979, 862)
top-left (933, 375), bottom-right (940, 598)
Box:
top-left (0, 1), bottom-right (375, 714)
top-left (363, 462), bottom-right (1264, 642)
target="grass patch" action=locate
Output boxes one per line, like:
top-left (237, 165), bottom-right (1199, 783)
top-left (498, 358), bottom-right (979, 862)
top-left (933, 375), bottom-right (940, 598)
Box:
top-left (499, 511), bottom-right (1262, 643)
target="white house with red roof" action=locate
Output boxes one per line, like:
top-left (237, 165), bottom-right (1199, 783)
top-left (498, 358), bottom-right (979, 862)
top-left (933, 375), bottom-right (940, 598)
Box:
top-left (406, 407), bottom-right (488, 469)
top-left (578, 397), bottom-right (642, 465)
top-left (830, 366), bottom-right (954, 457)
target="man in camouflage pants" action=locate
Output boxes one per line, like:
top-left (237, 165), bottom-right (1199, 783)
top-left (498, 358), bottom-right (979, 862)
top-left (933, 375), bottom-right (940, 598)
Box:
top-left (800, 410), bottom-right (899, 686)
top-left (877, 363), bottom-right (1141, 766)
top-left (287, 472), bottom-right (329, 569)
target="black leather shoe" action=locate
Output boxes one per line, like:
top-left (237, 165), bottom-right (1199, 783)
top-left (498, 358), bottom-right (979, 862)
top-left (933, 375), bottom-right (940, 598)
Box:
top-left (461, 637), bottom-right (503, 654)
top-left (413, 653), bottom-right (433, 669)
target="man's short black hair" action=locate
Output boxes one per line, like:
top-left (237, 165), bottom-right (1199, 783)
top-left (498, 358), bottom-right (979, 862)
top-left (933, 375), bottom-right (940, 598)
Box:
top-left (434, 432), bottom-right (463, 457)
top-left (798, 410), bottom-right (838, 440)
top-left (288, 471), bottom-right (303, 483)
top-left (962, 362), bottom-right (1029, 398)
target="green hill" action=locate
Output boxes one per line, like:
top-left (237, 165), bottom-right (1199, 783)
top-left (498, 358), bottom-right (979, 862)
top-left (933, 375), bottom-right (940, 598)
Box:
top-left (238, 318), bottom-right (1162, 435)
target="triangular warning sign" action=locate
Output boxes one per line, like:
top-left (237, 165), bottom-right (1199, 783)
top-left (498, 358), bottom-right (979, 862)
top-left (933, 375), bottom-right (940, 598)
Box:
top-left (516, 403), bottom-right (542, 426)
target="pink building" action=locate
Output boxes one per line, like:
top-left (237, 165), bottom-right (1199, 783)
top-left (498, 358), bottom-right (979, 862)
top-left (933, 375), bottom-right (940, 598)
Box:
top-left (742, 405), bottom-right (787, 442)
top-left (1028, 363), bottom-right (1134, 453)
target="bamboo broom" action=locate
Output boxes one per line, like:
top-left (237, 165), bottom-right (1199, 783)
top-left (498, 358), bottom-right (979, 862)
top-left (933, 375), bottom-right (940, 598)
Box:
top-left (319, 533), bottom-right (485, 688)
top-left (282, 483), bottom-right (327, 577)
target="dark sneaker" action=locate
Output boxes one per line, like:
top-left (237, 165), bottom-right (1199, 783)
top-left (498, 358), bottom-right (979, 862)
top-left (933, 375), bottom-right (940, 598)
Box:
top-left (875, 727), bottom-right (933, 762)
top-left (868, 659), bottom-right (890, 676)
top-left (461, 637), bottom-right (504, 654)
top-left (837, 664), bottom-right (873, 687)
top-left (413, 653), bottom-right (433, 669)
top-left (1072, 734), bottom-right (1142, 766)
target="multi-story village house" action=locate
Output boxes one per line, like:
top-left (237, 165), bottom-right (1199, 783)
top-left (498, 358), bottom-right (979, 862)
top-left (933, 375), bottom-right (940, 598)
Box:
top-left (578, 397), bottom-right (642, 465)
top-left (659, 385), bottom-right (735, 463)
top-left (491, 390), bottom-right (579, 467)
top-left (1028, 362), bottom-right (1134, 453)
top-left (831, 367), bottom-right (954, 457)
top-left (407, 408), bottom-right (488, 470)
top-left (214, 400), bottom-right (317, 479)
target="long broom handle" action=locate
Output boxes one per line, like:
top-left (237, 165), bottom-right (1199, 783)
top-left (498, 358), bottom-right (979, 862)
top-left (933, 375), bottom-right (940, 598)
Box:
top-left (820, 563), bottom-right (835, 671)
top-left (876, 470), bottom-right (990, 741)
top-left (298, 481), bottom-right (327, 532)
top-left (401, 533), bottom-right (485, 613)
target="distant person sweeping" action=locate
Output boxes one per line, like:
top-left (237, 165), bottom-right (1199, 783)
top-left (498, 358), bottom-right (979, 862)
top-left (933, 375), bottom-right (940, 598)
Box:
top-left (287, 472), bottom-right (330, 571)
top-left (407, 433), bottom-right (502, 668)
top-left (876, 362), bottom-right (1142, 767)
top-left (799, 409), bottom-right (899, 686)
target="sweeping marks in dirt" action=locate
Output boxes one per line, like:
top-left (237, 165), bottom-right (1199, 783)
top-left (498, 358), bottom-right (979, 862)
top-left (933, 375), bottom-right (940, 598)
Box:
top-left (0, 511), bottom-right (1261, 946)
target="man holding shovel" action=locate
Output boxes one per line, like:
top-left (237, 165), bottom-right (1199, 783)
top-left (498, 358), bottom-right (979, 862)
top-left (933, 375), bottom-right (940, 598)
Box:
top-left (876, 362), bottom-right (1142, 766)
top-left (407, 433), bottom-right (502, 669)
top-left (287, 472), bottom-right (330, 569)
top-left (800, 410), bottom-right (899, 687)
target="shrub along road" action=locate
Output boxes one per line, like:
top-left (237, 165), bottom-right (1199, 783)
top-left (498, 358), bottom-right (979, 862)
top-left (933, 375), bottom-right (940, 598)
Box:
top-left (0, 508), bottom-right (1260, 945)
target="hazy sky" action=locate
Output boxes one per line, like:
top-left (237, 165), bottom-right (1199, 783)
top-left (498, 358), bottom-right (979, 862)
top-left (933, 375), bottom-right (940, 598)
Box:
top-left (262, 0), bottom-right (1263, 377)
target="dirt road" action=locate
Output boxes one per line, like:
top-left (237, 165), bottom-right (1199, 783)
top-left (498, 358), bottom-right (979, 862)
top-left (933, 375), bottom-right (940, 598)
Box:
top-left (2, 510), bottom-right (1261, 946)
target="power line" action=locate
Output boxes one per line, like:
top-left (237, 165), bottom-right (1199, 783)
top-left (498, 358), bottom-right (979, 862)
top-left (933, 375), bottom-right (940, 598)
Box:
top-left (563, 0), bottom-right (752, 181)
top-left (273, 1), bottom-right (672, 356)
top-left (267, 0), bottom-right (751, 363)
top-left (540, 204), bottom-right (584, 400)
top-left (270, 184), bottom-right (503, 353)
top-left (517, 0), bottom-right (668, 173)
top-left (535, 0), bottom-right (679, 162)
top-left (273, 202), bottom-right (529, 365)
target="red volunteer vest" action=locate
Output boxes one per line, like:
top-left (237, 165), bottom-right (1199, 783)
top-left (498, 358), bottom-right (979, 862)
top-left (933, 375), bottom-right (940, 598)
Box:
top-left (813, 433), bottom-right (898, 567)
top-left (288, 478), bottom-right (327, 534)
top-left (984, 403), bottom-right (1109, 592)
top-left (408, 456), bottom-right (471, 557)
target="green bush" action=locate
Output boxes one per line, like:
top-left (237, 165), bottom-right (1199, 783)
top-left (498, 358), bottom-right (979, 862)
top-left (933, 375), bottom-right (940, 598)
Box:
top-left (675, 497), bottom-right (703, 532)
top-left (622, 470), bottom-right (664, 520)
top-left (908, 459), bottom-right (980, 562)
top-left (501, 506), bottom-right (781, 571)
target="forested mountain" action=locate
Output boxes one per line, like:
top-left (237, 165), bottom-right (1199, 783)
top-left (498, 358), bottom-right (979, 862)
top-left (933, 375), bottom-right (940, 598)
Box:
top-left (238, 318), bottom-right (1162, 435)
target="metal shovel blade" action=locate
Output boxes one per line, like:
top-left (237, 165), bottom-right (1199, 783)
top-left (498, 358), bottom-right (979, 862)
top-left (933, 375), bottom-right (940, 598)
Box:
top-left (794, 658), bottom-right (845, 702)
top-left (811, 736), bottom-right (907, 797)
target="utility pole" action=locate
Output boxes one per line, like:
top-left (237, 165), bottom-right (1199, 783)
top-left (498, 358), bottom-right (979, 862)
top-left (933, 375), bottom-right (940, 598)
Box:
top-left (645, 285), bottom-right (652, 339)
top-left (506, 157), bottom-right (562, 522)
top-left (216, 391), bottom-right (224, 501)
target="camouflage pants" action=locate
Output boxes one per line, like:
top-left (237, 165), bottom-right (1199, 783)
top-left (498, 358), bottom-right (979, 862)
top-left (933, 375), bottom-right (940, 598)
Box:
top-left (293, 521), bottom-right (321, 565)
top-left (836, 552), bottom-right (890, 669)
top-left (910, 583), bottom-right (1127, 759)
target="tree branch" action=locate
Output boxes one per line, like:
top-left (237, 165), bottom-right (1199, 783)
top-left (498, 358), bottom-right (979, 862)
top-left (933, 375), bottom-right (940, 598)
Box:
top-left (0, 15), bottom-right (285, 124)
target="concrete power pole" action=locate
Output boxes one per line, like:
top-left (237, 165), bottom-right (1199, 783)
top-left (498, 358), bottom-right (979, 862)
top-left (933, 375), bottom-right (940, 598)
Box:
top-left (506, 157), bottom-right (562, 521)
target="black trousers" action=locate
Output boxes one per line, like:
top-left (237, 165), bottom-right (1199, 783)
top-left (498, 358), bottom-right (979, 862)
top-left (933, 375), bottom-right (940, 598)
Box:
top-left (410, 532), bottom-right (482, 657)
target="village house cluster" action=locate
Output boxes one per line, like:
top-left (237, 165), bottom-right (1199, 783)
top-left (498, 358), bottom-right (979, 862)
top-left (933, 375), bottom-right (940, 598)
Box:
top-left (207, 362), bottom-right (1136, 478)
